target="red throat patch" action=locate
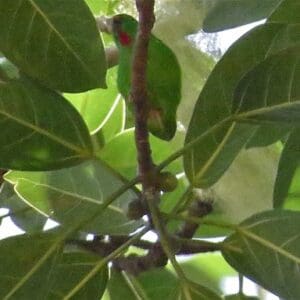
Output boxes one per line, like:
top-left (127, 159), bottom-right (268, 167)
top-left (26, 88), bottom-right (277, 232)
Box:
top-left (118, 31), bottom-right (132, 46)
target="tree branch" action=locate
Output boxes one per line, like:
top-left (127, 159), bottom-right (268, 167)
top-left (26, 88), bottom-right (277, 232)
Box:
top-left (131, 0), bottom-right (156, 190)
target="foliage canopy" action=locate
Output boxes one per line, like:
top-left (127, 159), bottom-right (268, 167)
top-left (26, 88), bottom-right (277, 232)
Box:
top-left (0, 0), bottom-right (299, 299)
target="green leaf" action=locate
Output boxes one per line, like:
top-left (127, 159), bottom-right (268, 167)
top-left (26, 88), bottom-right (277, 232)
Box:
top-left (84, 0), bottom-right (107, 14)
top-left (180, 282), bottom-right (222, 300)
top-left (222, 210), bottom-right (300, 299)
top-left (0, 232), bottom-right (63, 299)
top-left (0, 0), bottom-right (106, 92)
top-left (108, 269), bottom-right (180, 300)
top-left (0, 77), bottom-right (93, 171)
top-left (282, 166), bottom-right (300, 211)
top-left (84, 0), bottom-right (119, 15)
top-left (65, 67), bottom-right (119, 134)
top-left (184, 23), bottom-right (300, 188)
top-left (5, 160), bottom-right (142, 235)
top-left (101, 95), bottom-right (126, 143)
top-left (274, 129), bottom-right (300, 208)
top-left (99, 129), bottom-right (183, 179)
top-left (108, 268), bottom-right (221, 300)
top-left (0, 232), bottom-right (108, 299)
top-left (269, 0), bottom-right (300, 23)
top-left (185, 122), bottom-right (255, 188)
top-left (107, 270), bottom-right (136, 300)
top-left (181, 253), bottom-right (236, 294)
top-left (0, 57), bottom-right (19, 80)
top-left (233, 48), bottom-right (300, 124)
top-left (49, 251), bottom-right (108, 299)
top-left (245, 124), bottom-right (290, 148)
top-left (0, 182), bottom-right (46, 233)
top-left (203, 0), bottom-right (281, 32)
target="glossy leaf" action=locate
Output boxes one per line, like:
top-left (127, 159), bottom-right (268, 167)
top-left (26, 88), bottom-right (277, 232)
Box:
top-left (184, 24), bottom-right (285, 188)
top-left (0, 0), bottom-right (106, 92)
top-left (184, 21), bottom-right (300, 188)
top-left (246, 124), bottom-right (290, 148)
top-left (0, 57), bottom-right (19, 80)
top-left (181, 253), bottom-right (236, 294)
top-left (99, 128), bottom-right (183, 179)
top-left (222, 210), bottom-right (300, 299)
top-left (203, 0), bottom-right (280, 32)
top-left (233, 48), bottom-right (300, 124)
top-left (269, 0), bottom-right (300, 23)
top-left (108, 269), bottom-right (180, 300)
top-left (274, 129), bottom-right (300, 208)
top-left (49, 251), bottom-right (108, 299)
top-left (101, 95), bottom-right (126, 143)
top-left (85, 0), bottom-right (101, 14)
top-left (0, 232), bottom-right (107, 299)
top-left (108, 268), bottom-right (221, 300)
top-left (282, 168), bottom-right (300, 211)
top-left (0, 182), bottom-right (46, 233)
top-left (65, 67), bottom-right (119, 134)
top-left (85, 0), bottom-right (120, 15)
top-left (5, 160), bottom-right (142, 235)
top-left (107, 270), bottom-right (137, 300)
top-left (0, 77), bottom-right (93, 171)
top-left (0, 232), bottom-right (63, 299)
top-left (180, 282), bottom-right (222, 300)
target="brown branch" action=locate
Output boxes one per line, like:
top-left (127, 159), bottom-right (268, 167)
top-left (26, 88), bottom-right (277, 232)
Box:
top-left (79, 0), bottom-right (218, 276)
top-left (131, 0), bottom-right (156, 190)
top-left (176, 200), bottom-right (213, 239)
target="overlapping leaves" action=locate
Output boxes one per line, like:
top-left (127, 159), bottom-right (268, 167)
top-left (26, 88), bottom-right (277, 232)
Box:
top-left (184, 11), bottom-right (300, 188)
top-left (108, 269), bottom-right (222, 300)
top-left (222, 210), bottom-right (300, 299)
top-left (184, 23), bottom-right (284, 188)
top-left (5, 160), bottom-right (142, 234)
top-left (203, 0), bottom-right (281, 32)
top-left (0, 231), bottom-right (108, 299)
top-left (0, 77), bottom-right (93, 171)
top-left (0, 0), bottom-right (106, 92)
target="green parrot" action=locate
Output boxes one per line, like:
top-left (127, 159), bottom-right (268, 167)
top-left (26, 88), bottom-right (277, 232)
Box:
top-left (110, 14), bottom-right (181, 141)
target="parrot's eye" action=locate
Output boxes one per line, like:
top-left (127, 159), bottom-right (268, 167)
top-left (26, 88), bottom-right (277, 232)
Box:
top-left (113, 17), bottom-right (122, 28)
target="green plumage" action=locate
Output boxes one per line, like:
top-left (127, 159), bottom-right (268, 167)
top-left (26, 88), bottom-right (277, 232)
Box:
top-left (111, 14), bottom-right (181, 141)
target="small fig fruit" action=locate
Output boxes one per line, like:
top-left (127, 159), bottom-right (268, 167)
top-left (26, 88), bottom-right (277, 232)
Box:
top-left (157, 171), bottom-right (178, 192)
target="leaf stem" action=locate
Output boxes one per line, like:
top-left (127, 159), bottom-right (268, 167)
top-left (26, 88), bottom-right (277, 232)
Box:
top-left (157, 117), bottom-right (233, 172)
top-left (146, 193), bottom-right (192, 298)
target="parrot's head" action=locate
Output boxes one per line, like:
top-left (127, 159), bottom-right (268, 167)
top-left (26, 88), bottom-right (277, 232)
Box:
top-left (111, 14), bottom-right (137, 49)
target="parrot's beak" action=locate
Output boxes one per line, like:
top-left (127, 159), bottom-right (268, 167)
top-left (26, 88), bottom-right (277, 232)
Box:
top-left (96, 16), bottom-right (114, 34)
